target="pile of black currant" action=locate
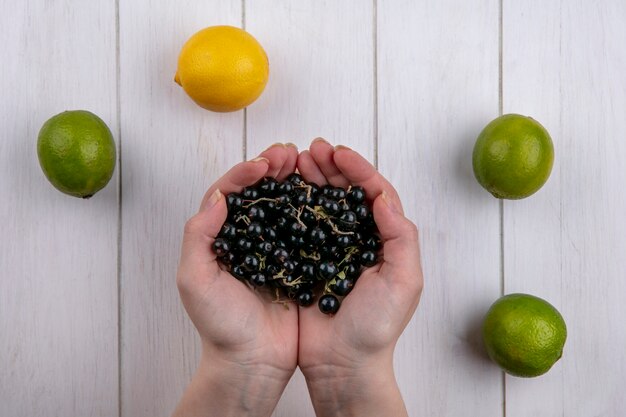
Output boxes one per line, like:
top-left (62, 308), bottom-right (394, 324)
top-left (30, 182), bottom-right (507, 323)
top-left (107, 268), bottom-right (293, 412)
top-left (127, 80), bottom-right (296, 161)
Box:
top-left (212, 173), bottom-right (381, 315)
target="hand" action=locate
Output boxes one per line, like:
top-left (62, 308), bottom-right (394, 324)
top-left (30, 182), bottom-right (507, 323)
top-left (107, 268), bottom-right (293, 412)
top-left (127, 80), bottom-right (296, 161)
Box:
top-left (174, 144), bottom-right (299, 417)
top-left (297, 139), bottom-right (424, 417)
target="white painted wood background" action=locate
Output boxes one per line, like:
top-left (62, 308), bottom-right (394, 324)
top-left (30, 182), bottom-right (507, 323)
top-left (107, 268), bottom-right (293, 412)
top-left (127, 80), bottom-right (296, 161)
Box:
top-left (1, 0), bottom-right (625, 416)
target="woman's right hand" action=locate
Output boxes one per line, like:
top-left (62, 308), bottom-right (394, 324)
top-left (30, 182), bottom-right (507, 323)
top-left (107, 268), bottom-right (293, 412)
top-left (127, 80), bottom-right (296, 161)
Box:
top-left (296, 139), bottom-right (424, 417)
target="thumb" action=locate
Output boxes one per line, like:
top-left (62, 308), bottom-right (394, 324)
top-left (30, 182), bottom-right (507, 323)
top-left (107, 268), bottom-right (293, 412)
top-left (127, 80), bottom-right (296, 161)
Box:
top-left (372, 192), bottom-right (423, 290)
top-left (178, 189), bottom-right (228, 287)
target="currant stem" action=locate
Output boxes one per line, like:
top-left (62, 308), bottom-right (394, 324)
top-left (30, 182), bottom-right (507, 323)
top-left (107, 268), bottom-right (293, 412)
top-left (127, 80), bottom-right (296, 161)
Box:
top-left (243, 197), bottom-right (279, 208)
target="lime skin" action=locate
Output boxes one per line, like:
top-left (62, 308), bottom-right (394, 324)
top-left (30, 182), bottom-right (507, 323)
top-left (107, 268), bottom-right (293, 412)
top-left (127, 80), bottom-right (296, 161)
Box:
top-left (482, 293), bottom-right (567, 377)
top-left (37, 110), bottom-right (116, 198)
top-left (472, 114), bottom-right (554, 199)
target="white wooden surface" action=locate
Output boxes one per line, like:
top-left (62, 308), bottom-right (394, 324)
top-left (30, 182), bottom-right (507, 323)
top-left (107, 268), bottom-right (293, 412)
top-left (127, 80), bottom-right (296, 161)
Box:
top-left (503, 1), bottom-right (626, 415)
top-left (1, 1), bottom-right (625, 416)
top-left (0, 1), bottom-right (119, 416)
top-left (378, 1), bottom-right (503, 415)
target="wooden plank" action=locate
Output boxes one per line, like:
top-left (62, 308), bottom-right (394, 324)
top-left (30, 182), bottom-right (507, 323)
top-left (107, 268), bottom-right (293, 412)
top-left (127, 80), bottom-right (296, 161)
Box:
top-left (503, 1), bottom-right (626, 415)
top-left (378, 0), bottom-right (503, 415)
top-left (245, 0), bottom-right (375, 161)
top-left (118, 2), bottom-right (243, 416)
top-left (245, 1), bottom-right (375, 415)
top-left (0, 1), bottom-right (119, 416)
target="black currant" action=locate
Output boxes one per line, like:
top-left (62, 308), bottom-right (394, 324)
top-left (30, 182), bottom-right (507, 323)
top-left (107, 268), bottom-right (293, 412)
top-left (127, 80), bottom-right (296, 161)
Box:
top-left (276, 194), bottom-right (290, 204)
top-left (295, 192), bottom-right (309, 206)
top-left (360, 250), bottom-right (377, 267)
top-left (247, 222), bottom-right (263, 238)
top-left (226, 194), bottom-right (243, 210)
top-left (339, 211), bottom-right (357, 230)
top-left (309, 227), bottom-right (327, 244)
top-left (264, 200), bottom-right (277, 213)
top-left (217, 176), bottom-right (379, 309)
top-left (331, 278), bottom-right (354, 296)
top-left (296, 289), bottom-right (314, 306)
top-left (231, 264), bottom-right (246, 280)
top-left (257, 241), bottom-right (273, 255)
top-left (318, 261), bottom-right (338, 280)
top-left (354, 204), bottom-right (370, 220)
top-left (336, 235), bottom-right (353, 248)
top-left (331, 187), bottom-right (346, 200)
top-left (259, 177), bottom-right (278, 195)
top-left (322, 199), bottom-right (341, 215)
top-left (249, 272), bottom-right (266, 287)
top-left (222, 251), bottom-right (237, 265)
top-left (220, 223), bottom-right (237, 240)
top-left (300, 262), bottom-right (316, 280)
top-left (347, 186), bottom-right (366, 204)
top-left (276, 217), bottom-right (289, 230)
top-left (237, 237), bottom-right (253, 252)
top-left (289, 221), bottom-right (306, 236)
top-left (318, 294), bottom-right (340, 314)
top-left (243, 254), bottom-right (260, 271)
top-left (277, 181), bottom-right (294, 195)
top-left (364, 235), bottom-right (381, 251)
top-left (287, 284), bottom-right (302, 299)
top-left (288, 234), bottom-right (306, 248)
top-left (242, 186), bottom-right (259, 200)
top-left (212, 238), bottom-right (231, 257)
top-left (319, 243), bottom-right (340, 259)
top-left (283, 259), bottom-right (296, 273)
top-left (308, 183), bottom-right (320, 196)
top-left (266, 264), bottom-right (280, 277)
top-left (247, 206), bottom-right (266, 221)
top-left (273, 248), bottom-right (290, 264)
top-left (344, 263), bottom-right (360, 280)
top-left (287, 173), bottom-right (303, 185)
top-left (263, 226), bottom-right (278, 241)
top-left (301, 210), bottom-right (317, 224)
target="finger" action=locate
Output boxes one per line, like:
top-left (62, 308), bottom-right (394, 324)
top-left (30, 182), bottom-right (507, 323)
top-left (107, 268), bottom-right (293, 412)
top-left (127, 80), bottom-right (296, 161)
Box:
top-left (199, 158), bottom-right (269, 210)
top-left (309, 138), bottom-right (351, 188)
top-left (296, 150), bottom-right (327, 186)
top-left (276, 143), bottom-right (299, 180)
top-left (333, 146), bottom-right (404, 214)
top-left (178, 190), bottom-right (228, 289)
top-left (372, 192), bottom-right (423, 294)
top-left (259, 144), bottom-right (289, 178)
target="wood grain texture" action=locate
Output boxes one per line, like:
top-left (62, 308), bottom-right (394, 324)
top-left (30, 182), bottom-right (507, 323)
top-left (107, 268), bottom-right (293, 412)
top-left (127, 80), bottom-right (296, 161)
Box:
top-left (2, 1), bottom-right (626, 415)
top-left (0, 1), bottom-right (119, 416)
top-left (503, 1), bottom-right (626, 416)
top-left (377, 0), bottom-right (503, 415)
top-left (245, 0), bottom-right (375, 160)
top-left (245, 1), bottom-right (375, 415)
top-left (118, 1), bottom-right (243, 416)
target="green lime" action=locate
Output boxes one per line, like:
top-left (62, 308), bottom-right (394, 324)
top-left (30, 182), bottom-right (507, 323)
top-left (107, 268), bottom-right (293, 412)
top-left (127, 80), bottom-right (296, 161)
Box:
top-left (37, 110), bottom-right (116, 198)
top-left (472, 114), bottom-right (554, 199)
top-left (482, 293), bottom-right (567, 378)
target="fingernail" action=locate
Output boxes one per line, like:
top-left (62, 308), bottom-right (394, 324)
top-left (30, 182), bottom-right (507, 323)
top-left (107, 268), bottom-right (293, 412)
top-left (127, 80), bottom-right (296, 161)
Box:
top-left (312, 137), bottom-right (330, 145)
top-left (334, 144), bottom-right (352, 151)
top-left (285, 142), bottom-right (298, 150)
top-left (205, 189), bottom-right (222, 210)
top-left (265, 142), bottom-right (286, 151)
top-left (249, 156), bottom-right (270, 163)
top-left (382, 191), bottom-right (399, 214)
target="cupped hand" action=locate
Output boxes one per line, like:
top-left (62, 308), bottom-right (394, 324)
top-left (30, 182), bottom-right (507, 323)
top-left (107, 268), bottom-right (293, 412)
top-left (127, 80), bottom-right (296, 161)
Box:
top-left (174, 144), bottom-right (299, 416)
top-left (296, 139), bottom-right (424, 416)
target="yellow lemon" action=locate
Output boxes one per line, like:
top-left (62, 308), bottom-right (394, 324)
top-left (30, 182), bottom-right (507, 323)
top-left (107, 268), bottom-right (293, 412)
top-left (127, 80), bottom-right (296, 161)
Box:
top-left (174, 25), bottom-right (269, 112)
